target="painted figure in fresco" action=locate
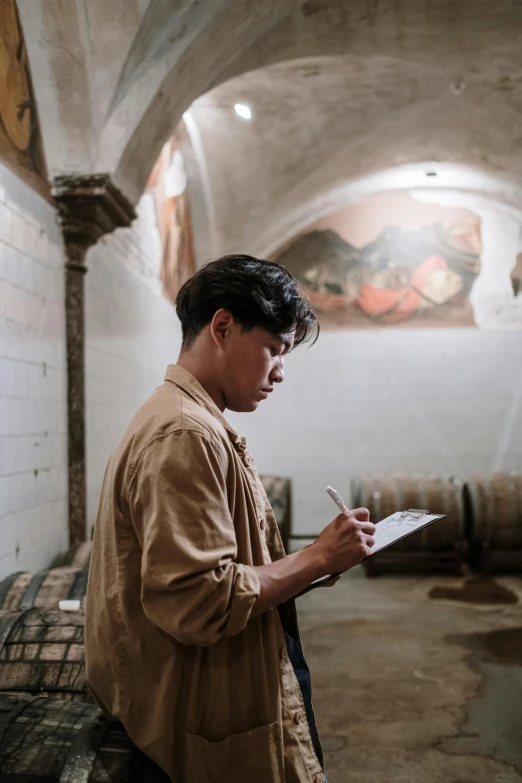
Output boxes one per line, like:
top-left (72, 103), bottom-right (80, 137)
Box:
top-left (0, 0), bottom-right (47, 191)
top-left (0, 0), bottom-right (31, 152)
top-left (276, 218), bottom-right (483, 327)
top-left (147, 137), bottom-right (196, 305)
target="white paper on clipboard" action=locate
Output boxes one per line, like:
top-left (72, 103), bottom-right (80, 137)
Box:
top-left (369, 510), bottom-right (446, 555)
top-left (301, 510), bottom-right (446, 594)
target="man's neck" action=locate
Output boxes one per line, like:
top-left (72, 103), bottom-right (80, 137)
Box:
top-left (176, 352), bottom-right (226, 412)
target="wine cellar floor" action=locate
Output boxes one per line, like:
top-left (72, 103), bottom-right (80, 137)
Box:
top-left (298, 568), bottom-right (522, 783)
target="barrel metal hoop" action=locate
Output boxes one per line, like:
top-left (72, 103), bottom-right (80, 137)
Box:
top-left (468, 481), bottom-right (480, 543)
top-left (0, 572), bottom-right (23, 609)
top-left (395, 481), bottom-right (403, 526)
top-left (517, 475), bottom-right (522, 547)
top-left (20, 570), bottom-right (50, 609)
top-left (452, 477), bottom-right (465, 538)
top-left (0, 695), bottom-right (41, 747)
top-left (68, 569), bottom-right (89, 602)
top-left (60, 710), bottom-right (113, 783)
top-left (508, 474), bottom-right (522, 547)
top-left (373, 484), bottom-right (382, 524)
top-left (0, 609), bottom-right (31, 650)
top-left (417, 476), bottom-right (431, 551)
top-left (485, 475), bottom-right (495, 543)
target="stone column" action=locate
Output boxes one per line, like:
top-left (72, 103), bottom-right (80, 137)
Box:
top-left (51, 175), bottom-right (136, 546)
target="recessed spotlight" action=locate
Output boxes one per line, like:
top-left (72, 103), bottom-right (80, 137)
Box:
top-left (234, 103), bottom-right (252, 120)
top-left (426, 171), bottom-right (437, 177)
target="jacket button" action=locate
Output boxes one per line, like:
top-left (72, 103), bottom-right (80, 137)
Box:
top-left (260, 518), bottom-right (266, 531)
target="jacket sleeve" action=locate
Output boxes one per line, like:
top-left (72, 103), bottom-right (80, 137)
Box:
top-left (128, 428), bottom-right (260, 647)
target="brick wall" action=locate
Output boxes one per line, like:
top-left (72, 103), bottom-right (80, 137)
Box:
top-left (0, 163), bottom-right (68, 579)
top-left (85, 193), bottom-right (182, 533)
top-left (228, 328), bottom-right (522, 538)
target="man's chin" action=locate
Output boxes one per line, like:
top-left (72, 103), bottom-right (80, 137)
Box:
top-left (227, 400), bottom-right (259, 413)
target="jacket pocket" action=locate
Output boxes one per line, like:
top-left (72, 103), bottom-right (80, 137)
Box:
top-left (181, 721), bottom-right (285, 783)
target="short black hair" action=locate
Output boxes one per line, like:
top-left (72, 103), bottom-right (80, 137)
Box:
top-left (176, 254), bottom-right (319, 350)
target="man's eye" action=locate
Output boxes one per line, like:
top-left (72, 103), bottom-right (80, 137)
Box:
top-left (270, 347), bottom-right (280, 357)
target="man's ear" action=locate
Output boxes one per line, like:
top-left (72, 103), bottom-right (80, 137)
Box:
top-left (210, 308), bottom-right (234, 349)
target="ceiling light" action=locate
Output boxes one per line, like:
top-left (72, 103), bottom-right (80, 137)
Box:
top-left (234, 103), bottom-right (252, 120)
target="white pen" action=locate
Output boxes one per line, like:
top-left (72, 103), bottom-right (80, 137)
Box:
top-left (325, 485), bottom-right (349, 514)
top-left (312, 485), bottom-right (350, 586)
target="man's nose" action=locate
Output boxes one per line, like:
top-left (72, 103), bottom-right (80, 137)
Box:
top-left (270, 360), bottom-right (284, 384)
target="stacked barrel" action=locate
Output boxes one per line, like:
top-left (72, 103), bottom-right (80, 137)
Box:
top-left (0, 566), bottom-right (89, 610)
top-left (0, 569), bottom-right (89, 696)
top-left (259, 474), bottom-right (292, 551)
top-left (351, 474), bottom-right (466, 576)
top-left (464, 473), bottom-right (522, 574)
top-left (350, 472), bottom-right (522, 576)
top-left (0, 695), bottom-right (151, 781)
top-left (50, 540), bottom-right (93, 569)
top-left (0, 472), bottom-right (292, 780)
top-left (0, 549), bottom-right (161, 780)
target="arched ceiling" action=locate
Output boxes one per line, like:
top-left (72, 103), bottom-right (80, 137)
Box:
top-left (18, 0), bottom-right (522, 201)
top-left (16, 0), bottom-right (522, 218)
top-left (16, 0), bottom-right (299, 199)
top-left (184, 44), bottom-right (522, 259)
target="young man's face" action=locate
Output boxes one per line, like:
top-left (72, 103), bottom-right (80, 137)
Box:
top-left (221, 323), bottom-right (294, 412)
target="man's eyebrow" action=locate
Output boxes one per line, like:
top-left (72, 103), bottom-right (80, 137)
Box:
top-left (279, 335), bottom-right (293, 353)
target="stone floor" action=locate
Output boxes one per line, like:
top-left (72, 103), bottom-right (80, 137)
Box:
top-left (297, 567), bottom-right (522, 783)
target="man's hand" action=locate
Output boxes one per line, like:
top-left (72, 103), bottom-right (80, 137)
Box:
top-left (251, 507), bottom-right (375, 617)
top-left (312, 508), bottom-right (376, 574)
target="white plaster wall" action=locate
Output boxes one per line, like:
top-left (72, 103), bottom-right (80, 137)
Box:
top-left (228, 329), bottom-right (522, 538)
top-left (0, 164), bottom-right (68, 579)
top-left (85, 193), bottom-right (182, 533)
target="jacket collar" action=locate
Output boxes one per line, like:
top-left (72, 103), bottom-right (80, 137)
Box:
top-left (164, 364), bottom-right (243, 446)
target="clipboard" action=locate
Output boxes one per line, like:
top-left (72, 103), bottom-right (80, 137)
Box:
top-left (296, 510), bottom-right (447, 597)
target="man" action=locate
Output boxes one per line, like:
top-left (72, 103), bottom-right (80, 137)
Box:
top-left (85, 255), bottom-right (376, 782)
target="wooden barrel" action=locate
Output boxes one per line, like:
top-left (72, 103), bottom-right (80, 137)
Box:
top-left (0, 694), bottom-right (151, 782)
top-left (465, 473), bottom-right (522, 572)
top-left (0, 608), bottom-right (85, 699)
top-left (0, 567), bottom-right (88, 611)
top-left (259, 474), bottom-right (292, 550)
top-left (51, 541), bottom-right (93, 569)
top-left (351, 474), bottom-right (465, 552)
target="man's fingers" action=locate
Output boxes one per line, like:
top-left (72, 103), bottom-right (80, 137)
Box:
top-left (364, 535), bottom-right (375, 550)
top-left (357, 520), bottom-right (376, 535)
top-left (351, 507), bottom-right (370, 522)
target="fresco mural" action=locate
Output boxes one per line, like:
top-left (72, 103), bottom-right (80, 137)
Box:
top-left (0, 0), bottom-right (47, 195)
top-left (275, 196), bottom-right (521, 329)
top-left (147, 136), bottom-right (195, 306)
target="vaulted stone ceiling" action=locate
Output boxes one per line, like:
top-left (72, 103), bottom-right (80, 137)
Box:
top-left (184, 46), bottom-right (522, 259)
top-left (16, 0), bottom-right (522, 260)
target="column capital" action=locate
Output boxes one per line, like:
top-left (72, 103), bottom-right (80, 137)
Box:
top-left (51, 173), bottom-right (137, 253)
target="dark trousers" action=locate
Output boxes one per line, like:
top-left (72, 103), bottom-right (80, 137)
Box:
top-left (284, 632), bottom-right (323, 768)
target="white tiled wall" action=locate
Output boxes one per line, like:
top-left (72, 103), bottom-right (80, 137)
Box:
top-left (229, 328), bottom-right (522, 537)
top-left (3, 161), bottom-right (520, 565)
top-left (85, 193), bottom-right (182, 533)
top-left (0, 164), bottom-right (68, 579)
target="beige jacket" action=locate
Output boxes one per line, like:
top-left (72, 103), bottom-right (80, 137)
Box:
top-left (85, 365), bottom-right (323, 782)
